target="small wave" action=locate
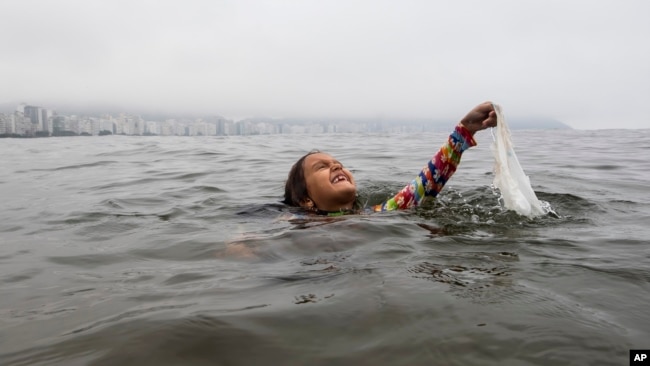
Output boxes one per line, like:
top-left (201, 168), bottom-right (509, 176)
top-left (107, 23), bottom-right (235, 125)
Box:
top-left (0, 250), bottom-right (31, 262)
top-left (95, 145), bottom-right (164, 157)
top-left (98, 197), bottom-right (169, 208)
top-left (65, 303), bottom-right (196, 336)
top-left (47, 253), bottom-right (130, 268)
top-left (0, 225), bottom-right (23, 233)
top-left (587, 164), bottom-right (623, 170)
top-left (163, 272), bottom-right (216, 286)
top-left (91, 177), bottom-right (170, 190)
top-left (15, 160), bottom-right (119, 173)
top-left (45, 207), bottom-right (186, 226)
top-left (408, 260), bottom-right (518, 304)
top-left (1, 269), bottom-right (43, 284)
top-left (409, 262), bottom-right (512, 285)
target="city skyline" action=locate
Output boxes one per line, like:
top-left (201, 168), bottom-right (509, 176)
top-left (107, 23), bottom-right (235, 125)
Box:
top-left (0, 102), bottom-right (573, 138)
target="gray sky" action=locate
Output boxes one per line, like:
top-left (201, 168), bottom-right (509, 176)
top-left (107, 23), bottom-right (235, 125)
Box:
top-left (1, 0), bottom-right (648, 129)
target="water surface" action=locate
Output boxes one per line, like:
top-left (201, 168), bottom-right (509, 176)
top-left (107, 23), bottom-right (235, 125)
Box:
top-left (1, 129), bottom-right (649, 365)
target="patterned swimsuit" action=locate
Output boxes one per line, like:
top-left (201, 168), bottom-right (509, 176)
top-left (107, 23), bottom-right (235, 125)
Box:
top-left (370, 124), bottom-right (476, 212)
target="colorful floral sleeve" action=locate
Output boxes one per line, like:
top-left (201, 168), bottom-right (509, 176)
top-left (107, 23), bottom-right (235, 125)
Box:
top-left (372, 125), bottom-right (477, 212)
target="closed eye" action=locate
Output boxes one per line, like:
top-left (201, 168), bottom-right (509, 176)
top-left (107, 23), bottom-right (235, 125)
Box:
top-left (311, 160), bottom-right (344, 170)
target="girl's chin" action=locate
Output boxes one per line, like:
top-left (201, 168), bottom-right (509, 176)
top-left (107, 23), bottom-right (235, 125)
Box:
top-left (333, 187), bottom-right (356, 196)
top-left (332, 181), bottom-right (355, 189)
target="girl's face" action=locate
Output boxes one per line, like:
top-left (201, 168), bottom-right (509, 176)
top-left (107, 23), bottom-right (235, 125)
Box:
top-left (302, 153), bottom-right (356, 211)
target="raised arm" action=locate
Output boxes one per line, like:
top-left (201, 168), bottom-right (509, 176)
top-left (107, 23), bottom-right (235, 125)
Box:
top-left (372, 102), bottom-right (496, 212)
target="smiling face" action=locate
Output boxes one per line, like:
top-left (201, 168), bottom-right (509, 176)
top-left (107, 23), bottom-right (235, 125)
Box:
top-left (302, 153), bottom-right (357, 212)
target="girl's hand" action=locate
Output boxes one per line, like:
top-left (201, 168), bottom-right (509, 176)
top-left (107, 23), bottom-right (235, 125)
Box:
top-left (459, 101), bottom-right (497, 135)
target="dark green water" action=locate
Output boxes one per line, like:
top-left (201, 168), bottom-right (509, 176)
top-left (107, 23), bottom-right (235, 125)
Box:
top-left (1, 128), bottom-right (649, 365)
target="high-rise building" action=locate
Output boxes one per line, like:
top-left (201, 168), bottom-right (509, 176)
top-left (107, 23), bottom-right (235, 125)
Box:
top-left (0, 114), bottom-right (7, 134)
top-left (24, 105), bottom-right (42, 125)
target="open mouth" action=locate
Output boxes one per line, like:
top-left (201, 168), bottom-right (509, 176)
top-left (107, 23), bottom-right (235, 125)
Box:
top-left (331, 174), bottom-right (349, 184)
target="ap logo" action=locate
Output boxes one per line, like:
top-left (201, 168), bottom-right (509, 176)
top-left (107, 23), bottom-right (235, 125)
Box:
top-left (631, 350), bottom-right (650, 365)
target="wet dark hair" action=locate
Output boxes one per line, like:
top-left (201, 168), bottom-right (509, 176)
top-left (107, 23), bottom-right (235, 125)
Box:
top-left (283, 150), bottom-right (320, 207)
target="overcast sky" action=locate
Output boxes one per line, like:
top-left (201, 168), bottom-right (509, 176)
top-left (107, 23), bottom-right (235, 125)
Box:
top-left (1, 0), bottom-right (648, 129)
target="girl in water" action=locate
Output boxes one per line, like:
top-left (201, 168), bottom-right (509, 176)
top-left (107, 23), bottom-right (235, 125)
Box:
top-left (223, 102), bottom-right (497, 257)
top-left (283, 102), bottom-right (497, 215)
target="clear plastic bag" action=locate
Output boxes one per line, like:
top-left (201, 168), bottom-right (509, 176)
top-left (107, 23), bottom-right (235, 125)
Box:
top-left (491, 104), bottom-right (545, 217)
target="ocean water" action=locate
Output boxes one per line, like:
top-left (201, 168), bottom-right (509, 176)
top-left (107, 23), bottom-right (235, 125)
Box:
top-left (1, 128), bottom-right (649, 365)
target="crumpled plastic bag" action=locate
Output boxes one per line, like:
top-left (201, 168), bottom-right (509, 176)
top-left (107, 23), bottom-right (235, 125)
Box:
top-left (491, 104), bottom-right (545, 217)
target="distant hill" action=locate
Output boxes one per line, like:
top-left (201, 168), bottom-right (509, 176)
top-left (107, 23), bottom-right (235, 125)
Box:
top-left (506, 117), bottom-right (572, 130)
top-left (238, 116), bottom-right (573, 131)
